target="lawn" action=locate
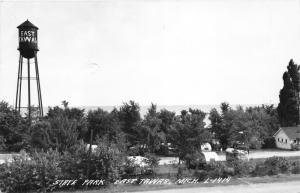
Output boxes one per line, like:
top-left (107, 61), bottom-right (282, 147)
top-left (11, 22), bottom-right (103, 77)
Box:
top-left (52, 174), bottom-right (300, 193)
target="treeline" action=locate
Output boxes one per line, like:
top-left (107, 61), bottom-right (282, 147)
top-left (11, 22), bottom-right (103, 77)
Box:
top-left (209, 103), bottom-right (279, 150)
top-left (0, 99), bottom-right (279, 156)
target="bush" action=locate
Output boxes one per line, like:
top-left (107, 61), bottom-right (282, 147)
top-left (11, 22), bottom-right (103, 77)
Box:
top-left (253, 162), bottom-right (268, 176)
top-left (291, 160), bottom-right (300, 174)
top-left (123, 158), bottom-right (137, 176)
top-left (184, 151), bottom-right (206, 170)
top-left (31, 150), bottom-right (62, 192)
top-left (193, 170), bottom-right (208, 181)
top-left (204, 161), bottom-right (229, 178)
top-left (92, 138), bottom-right (124, 181)
top-left (144, 153), bottom-right (160, 175)
top-left (0, 137), bottom-right (124, 193)
top-left (262, 137), bottom-right (276, 149)
top-left (59, 141), bottom-right (89, 180)
top-left (0, 149), bottom-right (61, 193)
top-left (291, 143), bottom-right (300, 151)
top-left (263, 156), bottom-right (292, 175)
top-left (229, 160), bottom-right (256, 177)
top-left (59, 138), bottom-right (124, 183)
top-left (0, 135), bottom-right (6, 152)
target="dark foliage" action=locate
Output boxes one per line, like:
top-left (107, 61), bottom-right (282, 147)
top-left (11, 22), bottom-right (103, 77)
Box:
top-left (278, 59), bottom-right (300, 126)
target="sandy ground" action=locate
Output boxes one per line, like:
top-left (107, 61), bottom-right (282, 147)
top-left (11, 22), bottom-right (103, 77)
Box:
top-left (130, 180), bottom-right (300, 193)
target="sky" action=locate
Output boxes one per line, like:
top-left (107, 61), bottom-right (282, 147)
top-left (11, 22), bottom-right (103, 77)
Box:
top-left (1, 0), bottom-right (300, 107)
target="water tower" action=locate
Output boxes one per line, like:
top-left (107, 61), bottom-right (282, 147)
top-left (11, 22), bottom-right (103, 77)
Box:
top-left (15, 20), bottom-right (43, 121)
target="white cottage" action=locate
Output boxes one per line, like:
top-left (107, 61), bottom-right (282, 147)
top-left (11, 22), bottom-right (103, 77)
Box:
top-left (273, 126), bottom-right (300, 150)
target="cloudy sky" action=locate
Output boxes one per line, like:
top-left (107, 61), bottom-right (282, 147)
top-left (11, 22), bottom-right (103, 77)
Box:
top-left (1, 0), bottom-right (300, 107)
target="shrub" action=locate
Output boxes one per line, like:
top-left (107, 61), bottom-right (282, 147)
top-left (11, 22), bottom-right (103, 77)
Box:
top-left (144, 153), bottom-right (160, 175)
top-left (30, 150), bottom-right (62, 192)
top-left (193, 170), bottom-right (208, 181)
top-left (0, 138), bottom-right (124, 193)
top-left (59, 141), bottom-right (89, 180)
top-left (0, 155), bottom-right (37, 193)
top-left (123, 158), bottom-right (137, 176)
top-left (229, 160), bottom-right (256, 177)
top-left (262, 137), bottom-right (276, 149)
top-left (184, 151), bottom-right (206, 170)
top-left (291, 143), bottom-right (300, 151)
top-left (205, 161), bottom-right (228, 178)
top-left (253, 162), bottom-right (268, 176)
top-left (0, 149), bottom-right (61, 193)
top-left (291, 160), bottom-right (300, 174)
top-left (59, 138), bottom-right (124, 183)
top-left (263, 156), bottom-right (292, 175)
top-left (92, 138), bottom-right (124, 181)
top-left (0, 135), bottom-right (6, 152)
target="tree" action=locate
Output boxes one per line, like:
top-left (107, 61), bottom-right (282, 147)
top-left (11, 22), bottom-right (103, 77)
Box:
top-left (157, 109), bottom-right (176, 155)
top-left (225, 106), bottom-right (278, 149)
top-left (225, 108), bottom-right (260, 149)
top-left (221, 102), bottom-right (230, 114)
top-left (118, 100), bottom-right (141, 147)
top-left (138, 104), bottom-right (165, 153)
top-left (169, 109), bottom-right (211, 166)
top-left (158, 109), bottom-right (175, 135)
top-left (208, 102), bottom-right (231, 149)
top-left (209, 108), bottom-right (227, 149)
top-left (29, 120), bottom-right (52, 150)
top-left (86, 108), bottom-right (122, 143)
top-left (278, 59), bottom-right (300, 126)
top-left (209, 103), bottom-right (279, 150)
top-left (48, 115), bottom-right (80, 152)
top-left (0, 101), bottom-right (28, 152)
top-left (46, 101), bottom-right (87, 141)
top-left (28, 101), bottom-right (87, 152)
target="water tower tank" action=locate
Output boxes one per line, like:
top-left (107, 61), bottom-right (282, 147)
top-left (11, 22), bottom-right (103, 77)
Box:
top-left (17, 20), bottom-right (39, 59)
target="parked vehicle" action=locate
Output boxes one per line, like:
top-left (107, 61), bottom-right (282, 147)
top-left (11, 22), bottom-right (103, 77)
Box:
top-left (225, 148), bottom-right (248, 161)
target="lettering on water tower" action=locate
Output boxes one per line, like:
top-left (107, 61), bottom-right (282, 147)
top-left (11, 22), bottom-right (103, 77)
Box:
top-left (19, 30), bottom-right (37, 43)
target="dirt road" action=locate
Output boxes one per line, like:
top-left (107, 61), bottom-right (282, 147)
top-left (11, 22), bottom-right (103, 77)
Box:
top-left (130, 180), bottom-right (300, 193)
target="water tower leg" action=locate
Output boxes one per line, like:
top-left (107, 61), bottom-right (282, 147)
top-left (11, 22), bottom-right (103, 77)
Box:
top-left (27, 58), bottom-right (31, 122)
top-left (15, 54), bottom-right (22, 111)
top-left (34, 54), bottom-right (43, 116)
top-left (18, 57), bottom-right (23, 112)
top-left (15, 55), bottom-right (24, 113)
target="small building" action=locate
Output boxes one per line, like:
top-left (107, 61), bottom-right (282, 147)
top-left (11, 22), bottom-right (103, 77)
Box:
top-left (273, 126), bottom-right (300, 150)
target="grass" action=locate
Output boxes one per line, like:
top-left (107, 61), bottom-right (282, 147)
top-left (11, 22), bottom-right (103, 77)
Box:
top-left (51, 155), bottom-right (300, 193)
top-left (53, 174), bottom-right (300, 193)
top-left (53, 177), bottom-right (242, 193)
top-left (247, 155), bottom-right (300, 164)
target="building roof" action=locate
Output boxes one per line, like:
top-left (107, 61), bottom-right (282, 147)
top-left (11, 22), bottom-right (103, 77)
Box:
top-left (17, 20), bottom-right (38, 29)
top-left (273, 126), bottom-right (300, 140)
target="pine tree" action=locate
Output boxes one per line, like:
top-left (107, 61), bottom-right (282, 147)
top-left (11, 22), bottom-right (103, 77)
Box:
top-left (278, 59), bottom-right (300, 126)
